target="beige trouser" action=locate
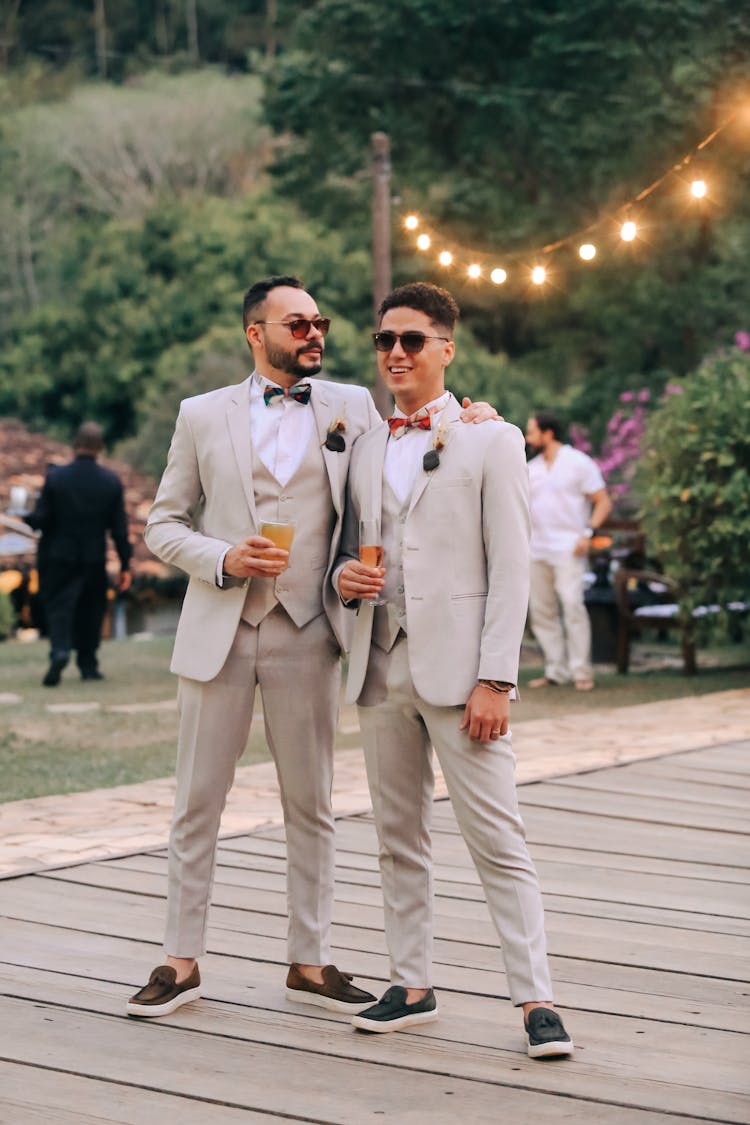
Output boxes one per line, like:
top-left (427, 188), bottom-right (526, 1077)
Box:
top-left (165, 606), bottom-right (341, 963)
top-left (358, 637), bottom-right (554, 1006)
top-left (529, 554), bottom-right (592, 683)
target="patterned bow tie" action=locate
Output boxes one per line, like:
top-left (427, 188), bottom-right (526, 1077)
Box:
top-left (263, 382), bottom-right (312, 406)
top-left (387, 410), bottom-right (433, 438)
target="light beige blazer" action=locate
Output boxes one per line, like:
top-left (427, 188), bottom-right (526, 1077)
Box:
top-left (145, 375), bottom-right (381, 681)
top-left (340, 394), bottom-right (531, 707)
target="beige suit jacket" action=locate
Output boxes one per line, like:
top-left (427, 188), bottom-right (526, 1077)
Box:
top-left (145, 375), bottom-right (381, 681)
top-left (340, 394), bottom-right (530, 707)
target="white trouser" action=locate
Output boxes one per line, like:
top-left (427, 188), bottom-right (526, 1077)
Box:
top-left (165, 607), bottom-right (341, 963)
top-left (358, 637), bottom-right (554, 1006)
top-left (529, 554), bottom-right (592, 683)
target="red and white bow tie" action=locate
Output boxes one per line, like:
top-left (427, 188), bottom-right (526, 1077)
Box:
top-left (386, 408), bottom-right (434, 438)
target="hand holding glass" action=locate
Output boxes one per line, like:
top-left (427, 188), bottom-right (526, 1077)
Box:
top-left (260, 520), bottom-right (295, 569)
top-left (359, 519), bottom-right (385, 606)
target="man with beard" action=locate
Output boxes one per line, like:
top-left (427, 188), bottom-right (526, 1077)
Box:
top-left (128, 276), bottom-right (494, 1018)
top-left (525, 411), bottom-right (611, 691)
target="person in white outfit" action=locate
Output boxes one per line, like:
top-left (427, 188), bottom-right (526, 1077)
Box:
top-left (525, 411), bottom-right (611, 691)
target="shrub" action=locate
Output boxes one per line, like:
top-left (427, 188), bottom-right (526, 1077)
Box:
top-left (638, 345), bottom-right (750, 659)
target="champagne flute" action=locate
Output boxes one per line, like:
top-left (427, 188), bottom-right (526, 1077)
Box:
top-left (359, 518), bottom-right (385, 606)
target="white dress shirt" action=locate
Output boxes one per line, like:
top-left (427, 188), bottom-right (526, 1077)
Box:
top-left (217, 372), bottom-right (315, 584)
top-left (384, 391), bottom-right (451, 504)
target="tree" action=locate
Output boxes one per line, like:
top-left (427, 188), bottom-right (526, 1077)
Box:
top-left (638, 344), bottom-right (750, 663)
top-left (264, 0), bottom-right (750, 428)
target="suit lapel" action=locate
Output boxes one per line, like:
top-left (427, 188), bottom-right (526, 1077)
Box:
top-left (226, 379), bottom-right (258, 528)
top-left (407, 393), bottom-right (462, 515)
top-left (310, 385), bottom-right (343, 513)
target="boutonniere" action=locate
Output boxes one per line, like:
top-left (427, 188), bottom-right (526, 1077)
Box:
top-left (422, 417), bottom-right (448, 471)
top-left (323, 413), bottom-right (347, 452)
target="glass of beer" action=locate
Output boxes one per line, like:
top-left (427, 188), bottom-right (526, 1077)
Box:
top-left (260, 520), bottom-right (295, 568)
top-left (359, 518), bottom-right (385, 605)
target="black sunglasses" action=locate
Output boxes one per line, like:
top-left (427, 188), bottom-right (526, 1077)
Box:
top-left (372, 330), bottom-right (450, 354)
top-left (255, 317), bottom-right (331, 339)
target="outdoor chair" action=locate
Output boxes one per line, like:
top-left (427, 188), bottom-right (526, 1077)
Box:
top-left (613, 568), bottom-right (747, 675)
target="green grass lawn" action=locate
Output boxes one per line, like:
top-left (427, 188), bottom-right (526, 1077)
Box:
top-left (0, 633), bottom-right (747, 803)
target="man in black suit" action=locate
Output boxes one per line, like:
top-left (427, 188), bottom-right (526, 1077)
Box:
top-left (27, 422), bottom-right (132, 686)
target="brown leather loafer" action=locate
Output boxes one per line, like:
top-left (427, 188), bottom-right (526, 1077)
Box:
top-left (126, 963), bottom-right (201, 1017)
top-left (285, 963), bottom-right (377, 1013)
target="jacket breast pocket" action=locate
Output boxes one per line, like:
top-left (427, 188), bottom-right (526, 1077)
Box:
top-left (431, 475), bottom-right (472, 490)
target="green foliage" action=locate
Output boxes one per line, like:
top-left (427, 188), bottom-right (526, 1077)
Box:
top-left (0, 71), bottom-right (270, 326)
top-left (265, 0), bottom-right (750, 427)
top-left (0, 191), bottom-right (378, 455)
top-left (0, 591), bottom-right (14, 638)
top-left (638, 347), bottom-right (750, 635)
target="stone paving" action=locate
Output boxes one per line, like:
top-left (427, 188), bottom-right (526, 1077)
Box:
top-left (0, 688), bottom-right (747, 879)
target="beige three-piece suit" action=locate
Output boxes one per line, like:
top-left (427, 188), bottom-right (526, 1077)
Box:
top-left (339, 394), bottom-right (554, 1004)
top-left (145, 374), bottom-right (380, 962)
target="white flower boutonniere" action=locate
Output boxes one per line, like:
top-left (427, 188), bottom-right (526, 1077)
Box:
top-left (422, 417), bottom-right (448, 471)
top-left (323, 413), bottom-right (347, 452)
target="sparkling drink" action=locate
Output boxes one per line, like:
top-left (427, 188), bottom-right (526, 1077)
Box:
top-left (359, 544), bottom-right (384, 568)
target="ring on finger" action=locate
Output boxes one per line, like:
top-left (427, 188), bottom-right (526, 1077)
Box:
top-left (490, 728), bottom-right (501, 736)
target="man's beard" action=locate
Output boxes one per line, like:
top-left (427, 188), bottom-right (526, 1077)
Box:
top-left (265, 338), bottom-right (323, 379)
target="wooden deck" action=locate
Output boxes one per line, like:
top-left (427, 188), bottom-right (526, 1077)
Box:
top-left (1, 740), bottom-right (748, 1124)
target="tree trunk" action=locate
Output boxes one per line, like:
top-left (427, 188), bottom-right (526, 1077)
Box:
top-left (94, 0), bottom-right (107, 78)
top-left (371, 131), bottom-right (392, 419)
top-left (266, 0), bottom-right (277, 59)
top-left (186, 0), bottom-right (199, 64)
top-left (0, 0), bottom-right (22, 72)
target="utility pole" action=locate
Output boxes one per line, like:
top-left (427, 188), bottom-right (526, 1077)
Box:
top-left (371, 131), bottom-right (392, 418)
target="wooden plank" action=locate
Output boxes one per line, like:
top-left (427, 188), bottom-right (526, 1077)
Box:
top-left (627, 760), bottom-right (750, 791)
top-left (3, 996), bottom-right (717, 1125)
top-left (551, 771), bottom-right (750, 810)
top-left (39, 866), bottom-right (750, 981)
top-left (0, 1060), bottom-right (270, 1124)
top-left (669, 744), bottom-right (750, 774)
top-left (3, 878), bottom-right (749, 1021)
top-left (105, 853), bottom-right (750, 936)
top-left (510, 782), bottom-right (750, 834)
top-left (2, 914), bottom-right (746, 1031)
top-left (2, 972), bottom-right (746, 1120)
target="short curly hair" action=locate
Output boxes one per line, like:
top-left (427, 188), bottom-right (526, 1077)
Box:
top-left (378, 282), bottom-right (460, 334)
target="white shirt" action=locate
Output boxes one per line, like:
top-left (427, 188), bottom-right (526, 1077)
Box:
top-left (528, 444), bottom-right (605, 560)
top-left (384, 391), bottom-right (450, 504)
top-left (217, 372), bottom-right (315, 584)
top-left (249, 371), bottom-right (315, 485)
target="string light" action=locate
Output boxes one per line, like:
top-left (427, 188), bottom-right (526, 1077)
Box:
top-left (398, 108), bottom-right (739, 289)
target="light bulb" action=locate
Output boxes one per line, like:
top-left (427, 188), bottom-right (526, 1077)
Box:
top-left (416, 234), bottom-right (431, 251)
top-left (490, 268), bottom-right (507, 284)
top-left (579, 243), bottom-right (596, 261)
top-left (467, 263), bottom-right (481, 279)
top-left (621, 220), bottom-right (637, 242)
top-left (531, 265), bottom-right (547, 285)
top-left (690, 179), bottom-right (707, 198)
top-left (439, 250), bottom-right (453, 266)
top-left (404, 214), bottom-right (419, 230)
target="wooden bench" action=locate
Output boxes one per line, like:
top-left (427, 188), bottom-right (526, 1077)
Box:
top-left (613, 568), bottom-right (747, 675)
